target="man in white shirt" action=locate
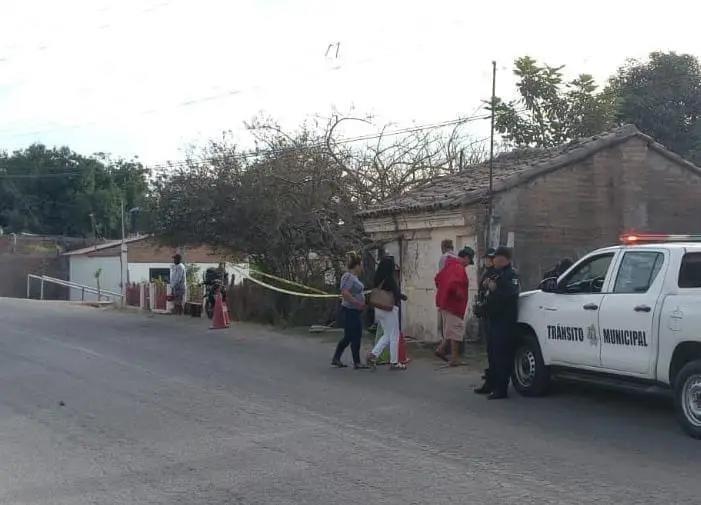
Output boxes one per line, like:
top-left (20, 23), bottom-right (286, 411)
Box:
top-left (170, 254), bottom-right (187, 315)
top-left (438, 239), bottom-right (456, 271)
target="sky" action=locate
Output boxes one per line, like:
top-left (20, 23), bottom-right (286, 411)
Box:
top-left (1, 0), bottom-right (700, 165)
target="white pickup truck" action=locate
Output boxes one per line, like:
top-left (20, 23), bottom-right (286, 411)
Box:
top-left (512, 235), bottom-right (701, 438)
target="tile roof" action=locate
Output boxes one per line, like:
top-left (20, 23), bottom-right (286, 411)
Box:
top-left (359, 124), bottom-right (695, 218)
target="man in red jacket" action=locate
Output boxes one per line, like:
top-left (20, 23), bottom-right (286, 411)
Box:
top-left (434, 246), bottom-right (474, 366)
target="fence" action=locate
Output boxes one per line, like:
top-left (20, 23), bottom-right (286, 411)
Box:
top-left (27, 274), bottom-right (122, 302)
top-left (121, 282), bottom-right (172, 312)
top-left (27, 273), bottom-right (222, 320)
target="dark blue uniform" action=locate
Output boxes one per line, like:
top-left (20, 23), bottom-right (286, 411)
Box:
top-left (477, 266), bottom-right (497, 376)
top-left (485, 264), bottom-right (520, 395)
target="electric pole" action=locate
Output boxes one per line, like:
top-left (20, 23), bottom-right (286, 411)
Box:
top-left (487, 61), bottom-right (497, 250)
top-left (120, 199), bottom-right (127, 305)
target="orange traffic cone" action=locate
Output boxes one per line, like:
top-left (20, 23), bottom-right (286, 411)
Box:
top-left (210, 292), bottom-right (230, 329)
top-left (398, 333), bottom-right (411, 364)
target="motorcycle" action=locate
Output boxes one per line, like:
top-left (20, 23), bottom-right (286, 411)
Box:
top-left (203, 268), bottom-right (228, 319)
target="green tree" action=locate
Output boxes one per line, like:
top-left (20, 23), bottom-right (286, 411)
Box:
top-left (608, 51), bottom-right (701, 163)
top-left (0, 144), bottom-right (149, 237)
top-left (493, 56), bottom-right (615, 147)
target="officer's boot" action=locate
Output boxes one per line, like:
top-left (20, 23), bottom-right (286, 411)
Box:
top-left (474, 370), bottom-right (491, 394)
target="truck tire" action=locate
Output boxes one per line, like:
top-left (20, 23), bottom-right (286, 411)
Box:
top-left (674, 359), bottom-right (701, 439)
top-left (512, 334), bottom-right (550, 397)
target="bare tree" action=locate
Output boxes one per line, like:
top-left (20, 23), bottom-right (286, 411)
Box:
top-left (323, 115), bottom-right (488, 207)
top-left (151, 112), bottom-right (488, 282)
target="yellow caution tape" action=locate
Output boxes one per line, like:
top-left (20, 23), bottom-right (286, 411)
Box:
top-left (246, 269), bottom-right (330, 295)
top-left (231, 266), bottom-right (341, 299)
top-left (231, 265), bottom-right (372, 299)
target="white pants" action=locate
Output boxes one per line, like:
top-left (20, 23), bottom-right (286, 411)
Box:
top-left (372, 306), bottom-right (400, 364)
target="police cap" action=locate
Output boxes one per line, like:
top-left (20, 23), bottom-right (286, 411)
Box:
top-left (494, 246), bottom-right (512, 260)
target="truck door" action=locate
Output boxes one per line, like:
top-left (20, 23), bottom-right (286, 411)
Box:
top-left (598, 249), bottom-right (666, 376)
top-left (543, 252), bottom-right (617, 367)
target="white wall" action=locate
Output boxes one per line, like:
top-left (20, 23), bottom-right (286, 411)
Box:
top-left (398, 228), bottom-right (479, 342)
top-left (69, 257), bottom-right (248, 303)
top-left (68, 256), bottom-right (122, 301)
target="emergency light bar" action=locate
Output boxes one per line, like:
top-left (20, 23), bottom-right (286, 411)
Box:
top-left (620, 233), bottom-right (701, 244)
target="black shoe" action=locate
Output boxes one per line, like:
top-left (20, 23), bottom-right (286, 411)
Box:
top-left (354, 363), bottom-right (370, 370)
top-left (331, 359), bottom-right (347, 368)
top-left (474, 384), bottom-right (491, 395)
top-left (487, 391), bottom-right (508, 400)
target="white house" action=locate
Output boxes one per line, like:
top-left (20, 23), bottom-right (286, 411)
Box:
top-left (63, 236), bottom-right (243, 301)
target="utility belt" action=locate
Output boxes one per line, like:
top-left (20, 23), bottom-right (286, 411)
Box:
top-left (473, 300), bottom-right (487, 318)
top-left (473, 271), bottom-right (500, 319)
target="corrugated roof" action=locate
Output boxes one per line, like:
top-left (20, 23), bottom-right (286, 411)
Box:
top-left (358, 124), bottom-right (695, 218)
top-left (62, 235), bottom-right (151, 256)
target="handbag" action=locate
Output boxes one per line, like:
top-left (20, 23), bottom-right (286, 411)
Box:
top-left (369, 280), bottom-right (395, 311)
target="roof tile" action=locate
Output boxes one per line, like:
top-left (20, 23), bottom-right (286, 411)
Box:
top-left (359, 124), bottom-right (645, 217)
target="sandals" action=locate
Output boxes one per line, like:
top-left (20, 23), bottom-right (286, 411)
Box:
top-left (390, 363), bottom-right (408, 371)
top-left (366, 352), bottom-right (377, 370)
top-left (434, 350), bottom-right (449, 362)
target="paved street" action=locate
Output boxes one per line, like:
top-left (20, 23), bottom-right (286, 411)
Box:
top-left (0, 298), bottom-right (698, 504)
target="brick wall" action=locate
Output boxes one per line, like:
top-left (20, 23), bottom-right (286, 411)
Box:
top-left (492, 137), bottom-right (701, 290)
top-left (0, 235), bottom-right (74, 299)
top-left (0, 255), bottom-right (69, 299)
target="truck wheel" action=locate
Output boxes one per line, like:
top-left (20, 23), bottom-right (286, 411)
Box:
top-left (512, 335), bottom-right (550, 397)
top-left (674, 360), bottom-right (701, 439)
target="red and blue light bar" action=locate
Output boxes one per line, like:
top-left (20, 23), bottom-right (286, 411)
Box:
top-left (620, 233), bottom-right (701, 244)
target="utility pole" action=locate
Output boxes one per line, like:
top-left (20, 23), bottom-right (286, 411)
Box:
top-left (89, 212), bottom-right (97, 244)
top-left (120, 198), bottom-right (127, 306)
top-left (487, 61), bottom-right (497, 251)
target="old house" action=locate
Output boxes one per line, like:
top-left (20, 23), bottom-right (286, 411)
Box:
top-left (359, 125), bottom-right (701, 342)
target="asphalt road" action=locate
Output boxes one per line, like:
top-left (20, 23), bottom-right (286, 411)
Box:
top-left (0, 298), bottom-right (699, 504)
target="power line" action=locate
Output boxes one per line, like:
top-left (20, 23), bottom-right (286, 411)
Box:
top-left (148, 111), bottom-right (497, 171)
top-left (0, 111), bottom-right (493, 179)
top-left (0, 0), bottom-right (176, 64)
top-left (0, 86), bottom-right (246, 138)
top-left (0, 172), bottom-right (84, 179)
top-left (0, 137), bottom-right (492, 180)
top-left (0, 105), bottom-right (515, 178)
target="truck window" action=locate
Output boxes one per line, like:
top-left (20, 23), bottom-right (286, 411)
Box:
top-left (679, 252), bottom-right (701, 288)
top-left (559, 253), bottom-right (614, 294)
top-left (613, 251), bottom-right (664, 293)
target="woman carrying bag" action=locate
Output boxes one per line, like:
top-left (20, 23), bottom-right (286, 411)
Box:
top-left (367, 256), bottom-right (408, 370)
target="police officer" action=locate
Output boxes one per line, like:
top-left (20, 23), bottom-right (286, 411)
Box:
top-left (478, 246), bottom-right (520, 400)
top-left (474, 248), bottom-right (497, 393)
top-left (477, 248), bottom-right (496, 310)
